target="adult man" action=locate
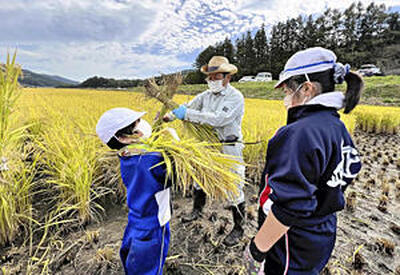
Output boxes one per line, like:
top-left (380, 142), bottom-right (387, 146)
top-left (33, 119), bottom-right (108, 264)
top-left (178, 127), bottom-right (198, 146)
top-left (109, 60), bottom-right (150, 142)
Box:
top-left (164, 56), bottom-right (246, 246)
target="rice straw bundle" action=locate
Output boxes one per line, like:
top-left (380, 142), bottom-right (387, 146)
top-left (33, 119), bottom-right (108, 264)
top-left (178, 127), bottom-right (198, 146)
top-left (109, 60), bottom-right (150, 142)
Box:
top-left (136, 128), bottom-right (244, 200)
top-left (144, 74), bottom-right (219, 144)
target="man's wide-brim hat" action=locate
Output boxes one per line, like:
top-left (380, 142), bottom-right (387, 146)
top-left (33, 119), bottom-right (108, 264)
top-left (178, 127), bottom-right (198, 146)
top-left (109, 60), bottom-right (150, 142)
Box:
top-left (200, 56), bottom-right (238, 75)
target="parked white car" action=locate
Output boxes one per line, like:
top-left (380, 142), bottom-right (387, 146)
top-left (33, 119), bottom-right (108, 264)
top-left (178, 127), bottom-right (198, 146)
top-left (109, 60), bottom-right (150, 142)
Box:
top-left (255, 72), bottom-right (272, 82)
top-left (356, 64), bottom-right (383, 77)
top-left (238, 76), bottom-right (256, 83)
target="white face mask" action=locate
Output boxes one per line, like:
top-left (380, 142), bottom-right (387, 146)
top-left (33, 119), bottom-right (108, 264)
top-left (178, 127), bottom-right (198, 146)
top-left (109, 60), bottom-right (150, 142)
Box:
top-left (283, 93), bottom-right (293, 110)
top-left (283, 81), bottom-right (312, 110)
top-left (134, 119), bottom-right (152, 139)
top-left (207, 79), bottom-right (225, 94)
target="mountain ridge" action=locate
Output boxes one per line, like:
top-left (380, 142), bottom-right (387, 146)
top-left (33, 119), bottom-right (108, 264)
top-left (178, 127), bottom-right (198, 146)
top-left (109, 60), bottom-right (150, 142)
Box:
top-left (20, 69), bottom-right (79, 87)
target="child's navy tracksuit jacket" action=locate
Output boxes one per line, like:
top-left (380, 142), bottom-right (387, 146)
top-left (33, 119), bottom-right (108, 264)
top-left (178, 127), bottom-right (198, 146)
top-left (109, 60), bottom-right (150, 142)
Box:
top-left (119, 150), bottom-right (171, 275)
top-left (258, 104), bottom-right (362, 274)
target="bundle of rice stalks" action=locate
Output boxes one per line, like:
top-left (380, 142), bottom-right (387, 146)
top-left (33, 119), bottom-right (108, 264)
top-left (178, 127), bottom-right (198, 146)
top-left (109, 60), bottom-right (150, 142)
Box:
top-left (144, 74), bottom-right (219, 144)
top-left (128, 127), bottom-right (244, 200)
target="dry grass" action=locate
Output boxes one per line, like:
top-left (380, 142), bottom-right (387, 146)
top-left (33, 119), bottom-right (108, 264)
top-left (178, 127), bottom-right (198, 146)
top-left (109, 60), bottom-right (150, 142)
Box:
top-left (351, 245), bottom-right (366, 270)
top-left (381, 179), bottom-right (390, 197)
top-left (375, 238), bottom-right (395, 256)
top-left (377, 195), bottom-right (389, 212)
top-left (95, 247), bottom-right (115, 263)
top-left (346, 191), bottom-right (357, 212)
top-left (86, 230), bottom-right (100, 244)
top-left (390, 222), bottom-right (400, 236)
top-left (395, 181), bottom-right (400, 200)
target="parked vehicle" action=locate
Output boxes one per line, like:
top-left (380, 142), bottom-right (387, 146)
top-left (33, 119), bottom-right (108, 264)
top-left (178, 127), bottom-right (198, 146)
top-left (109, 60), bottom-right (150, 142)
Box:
top-left (357, 64), bottom-right (383, 77)
top-left (255, 72), bottom-right (272, 82)
top-left (238, 76), bottom-right (256, 83)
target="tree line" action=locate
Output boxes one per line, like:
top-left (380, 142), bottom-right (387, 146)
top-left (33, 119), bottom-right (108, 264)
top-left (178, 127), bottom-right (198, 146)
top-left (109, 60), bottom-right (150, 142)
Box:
top-left (74, 76), bottom-right (144, 89)
top-left (186, 1), bottom-right (400, 84)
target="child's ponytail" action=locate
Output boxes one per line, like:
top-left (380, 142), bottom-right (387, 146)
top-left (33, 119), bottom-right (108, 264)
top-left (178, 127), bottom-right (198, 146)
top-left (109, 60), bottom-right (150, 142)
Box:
top-left (343, 72), bottom-right (364, 114)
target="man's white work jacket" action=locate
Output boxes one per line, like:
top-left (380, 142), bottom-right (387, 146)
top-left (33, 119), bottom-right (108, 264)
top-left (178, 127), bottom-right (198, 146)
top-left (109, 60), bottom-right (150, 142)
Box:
top-left (184, 84), bottom-right (244, 145)
top-left (185, 84), bottom-right (246, 203)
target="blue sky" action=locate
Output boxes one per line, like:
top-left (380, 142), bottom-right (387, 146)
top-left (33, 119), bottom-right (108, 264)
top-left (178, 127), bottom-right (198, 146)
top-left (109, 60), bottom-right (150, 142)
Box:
top-left (0, 0), bottom-right (399, 81)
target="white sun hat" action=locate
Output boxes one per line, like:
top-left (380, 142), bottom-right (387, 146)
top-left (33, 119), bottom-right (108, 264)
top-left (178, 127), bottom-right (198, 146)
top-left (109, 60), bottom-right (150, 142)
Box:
top-left (275, 47), bottom-right (338, 88)
top-left (96, 107), bottom-right (146, 144)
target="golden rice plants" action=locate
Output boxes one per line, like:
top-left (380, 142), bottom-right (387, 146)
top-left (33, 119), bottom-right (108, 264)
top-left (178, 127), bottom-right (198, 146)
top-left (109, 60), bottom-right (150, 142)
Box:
top-left (353, 106), bottom-right (400, 134)
top-left (12, 87), bottom-right (399, 228)
top-left (340, 112), bottom-right (357, 134)
top-left (34, 109), bottom-right (110, 224)
top-left (18, 88), bottom-right (366, 192)
top-left (0, 52), bottom-right (38, 245)
top-left (242, 99), bottom-right (285, 181)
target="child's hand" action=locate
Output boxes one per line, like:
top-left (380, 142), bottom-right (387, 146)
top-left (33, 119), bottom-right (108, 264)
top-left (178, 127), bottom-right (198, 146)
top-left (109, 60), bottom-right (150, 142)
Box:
top-left (244, 238), bottom-right (266, 275)
top-left (163, 112), bottom-right (176, 122)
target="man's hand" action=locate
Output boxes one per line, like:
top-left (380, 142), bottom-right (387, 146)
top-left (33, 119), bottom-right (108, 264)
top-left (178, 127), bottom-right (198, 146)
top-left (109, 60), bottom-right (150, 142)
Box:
top-left (172, 105), bottom-right (187, 120)
top-left (163, 112), bottom-right (176, 122)
top-left (244, 238), bottom-right (266, 275)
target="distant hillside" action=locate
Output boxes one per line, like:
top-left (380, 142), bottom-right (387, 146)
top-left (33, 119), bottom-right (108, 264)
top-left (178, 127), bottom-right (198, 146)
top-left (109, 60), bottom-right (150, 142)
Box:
top-left (20, 69), bottom-right (79, 87)
top-left (76, 69), bottom-right (195, 89)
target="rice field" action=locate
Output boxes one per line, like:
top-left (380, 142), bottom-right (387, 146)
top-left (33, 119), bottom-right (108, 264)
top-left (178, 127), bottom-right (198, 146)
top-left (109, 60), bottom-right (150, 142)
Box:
top-left (2, 80), bottom-right (400, 273)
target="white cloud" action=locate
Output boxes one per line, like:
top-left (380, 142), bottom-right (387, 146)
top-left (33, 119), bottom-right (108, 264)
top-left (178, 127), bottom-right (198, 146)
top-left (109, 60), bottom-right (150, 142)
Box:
top-left (0, 42), bottom-right (189, 81)
top-left (0, 0), bottom-right (161, 43)
top-left (140, 0), bottom-right (400, 55)
top-left (239, 0), bottom-right (400, 20)
top-left (138, 0), bottom-right (266, 53)
top-left (1, 0), bottom-right (398, 80)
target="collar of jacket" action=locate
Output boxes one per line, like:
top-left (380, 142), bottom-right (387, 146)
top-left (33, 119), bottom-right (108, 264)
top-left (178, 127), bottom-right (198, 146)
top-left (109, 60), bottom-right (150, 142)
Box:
top-left (286, 91), bottom-right (343, 124)
top-left (287, 104), bottom-right (339, 125)
top-left (306, 91), bottom-right (344, 109)
top-left (118, 143), bottom-right (150, 157)
top-left (210, 83), bottom-right (231, 96)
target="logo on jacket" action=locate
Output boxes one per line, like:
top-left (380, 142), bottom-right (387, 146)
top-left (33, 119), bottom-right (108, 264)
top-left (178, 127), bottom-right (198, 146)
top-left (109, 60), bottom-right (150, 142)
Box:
top-left (327, 140), bottom-right (361, 188)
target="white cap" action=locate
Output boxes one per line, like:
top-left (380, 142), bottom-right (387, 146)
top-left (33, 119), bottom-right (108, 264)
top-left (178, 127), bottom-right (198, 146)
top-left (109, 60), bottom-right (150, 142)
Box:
top-left (96, 108), bottom-right (146, 144)
top-left (275, 47), bottom-right (337, 88)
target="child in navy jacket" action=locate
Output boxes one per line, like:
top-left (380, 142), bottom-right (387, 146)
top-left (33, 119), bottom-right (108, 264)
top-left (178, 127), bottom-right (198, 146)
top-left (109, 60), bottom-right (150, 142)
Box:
top-left (245, 48), bottom-right (363, 274)
top-left (96, 108), bottom-right (172, 275)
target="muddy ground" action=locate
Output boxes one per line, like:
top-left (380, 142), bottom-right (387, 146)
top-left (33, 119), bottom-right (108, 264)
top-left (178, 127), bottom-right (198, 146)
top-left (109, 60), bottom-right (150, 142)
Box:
top-left (1, 130), bottom-right (400, 275)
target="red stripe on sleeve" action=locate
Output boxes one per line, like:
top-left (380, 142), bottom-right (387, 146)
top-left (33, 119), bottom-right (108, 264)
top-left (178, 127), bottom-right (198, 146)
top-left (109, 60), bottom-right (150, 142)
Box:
top-left (259, 174), bottom-right (271, 207)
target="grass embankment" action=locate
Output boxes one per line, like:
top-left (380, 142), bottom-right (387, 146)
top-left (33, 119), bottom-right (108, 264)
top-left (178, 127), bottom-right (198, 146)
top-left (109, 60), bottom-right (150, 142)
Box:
top-left (133, 75), bottom-right (400, 106)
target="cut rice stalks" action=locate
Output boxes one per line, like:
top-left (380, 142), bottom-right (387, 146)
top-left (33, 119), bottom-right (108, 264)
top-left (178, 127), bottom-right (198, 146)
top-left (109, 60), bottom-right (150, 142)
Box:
top-left (119, 127), bottom-right (246, 201)
top-left (144, 74), bottom-right (219, 144)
